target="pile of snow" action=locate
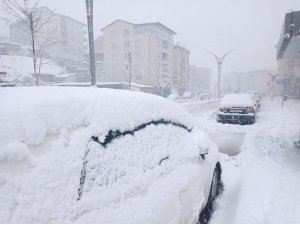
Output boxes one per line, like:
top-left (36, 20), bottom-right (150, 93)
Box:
top-left (220, 94), bottom-right (255, 108)
top-left (167, 93), bottom-right (180, 101)
top-left (0, 87), bottom-right (213, 223)
top-left (0, 55), bottom-right (63, 83)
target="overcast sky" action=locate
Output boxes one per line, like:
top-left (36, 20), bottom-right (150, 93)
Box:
top-left (1, 0), bottom-right (300, 74)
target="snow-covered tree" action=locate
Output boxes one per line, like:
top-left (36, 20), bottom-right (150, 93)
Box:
top-left (3, 0), bottom-right (55, 85)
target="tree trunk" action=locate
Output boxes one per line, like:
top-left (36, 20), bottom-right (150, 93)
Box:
top-left (29, 14), bottom-right (38, 86)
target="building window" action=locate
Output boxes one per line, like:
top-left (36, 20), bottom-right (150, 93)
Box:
top-left (124, 41), bottom-right (130, 48)
top-left (162, 52), bottom-right (168, 61)
top-left (111, 42), bottom-right (117, 49)
top-left (124, 29), bottom-right (129, 36)
top-left (112, 54), bottom-right (117, 60)
top-left (162, 40), bottom-right (169, 49)
top-left (135, 75), bottom-right (142, 81)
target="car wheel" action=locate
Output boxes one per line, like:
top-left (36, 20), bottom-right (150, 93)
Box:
top-left (198, 166), bottom-right (222, 224)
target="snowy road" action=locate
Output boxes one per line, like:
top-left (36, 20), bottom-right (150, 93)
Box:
top-left (183, 97), bottom-right (300, 223)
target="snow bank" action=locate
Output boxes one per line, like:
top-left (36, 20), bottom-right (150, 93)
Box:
top-left (219, 94), bottom-right (254, 108)
top-left (0, 55), bottom-right (63, 82)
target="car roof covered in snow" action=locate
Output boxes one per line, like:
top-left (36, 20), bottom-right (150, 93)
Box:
top-left (0, 87), bottom-right (217, 223)
top-left (0, 87), bottom-right (194, 147)
top-left (219, 93), bottom-right (254, 108)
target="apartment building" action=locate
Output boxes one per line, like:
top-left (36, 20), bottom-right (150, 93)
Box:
top-left (101, 19), bottom-right (175, 87)
top-left (173, 44), bottom-right (190, 91)
top-left (10, 7), bottom-right (87, 63)
top-left (94, 36), bottom-right (105, 81)
top-left (276, 10), bottom-right (300, 98)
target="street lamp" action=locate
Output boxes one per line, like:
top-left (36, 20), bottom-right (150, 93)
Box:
top-left (209, 50), bottom-right (234, 98)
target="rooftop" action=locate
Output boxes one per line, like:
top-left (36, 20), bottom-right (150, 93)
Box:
top-left (101, 19), bottom-right (176, 35)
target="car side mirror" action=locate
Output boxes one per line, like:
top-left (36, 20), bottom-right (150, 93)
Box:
top-left (199, 146), bottom-right (209, 159)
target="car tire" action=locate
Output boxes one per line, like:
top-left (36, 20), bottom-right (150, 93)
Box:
top-left (198, 166), bottom-right (222, 224)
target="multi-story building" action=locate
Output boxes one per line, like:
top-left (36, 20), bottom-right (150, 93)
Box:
top-left (101, 19), bottom-right (176, 88)
top-left (10, 7), bottom-right (87, 63)
top-left (188, 65), bottom-right (211, 93)
top-left (94, 36), bottom-right (105, 81)
top-left (173, 44), bottom-right (190, 91)
top-left (276, 10), bottom-right (300, 98)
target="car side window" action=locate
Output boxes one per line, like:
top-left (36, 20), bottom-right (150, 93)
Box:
top-left (77, 121), bottom-right (196, 202)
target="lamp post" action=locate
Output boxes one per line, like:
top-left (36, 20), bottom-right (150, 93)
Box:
top-left (209, 50), bottom-right (234, 98)
top-left (85, 0), bottom-right (96, 86)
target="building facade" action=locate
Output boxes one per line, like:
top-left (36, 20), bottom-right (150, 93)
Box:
top-left (10, 7), bottom-right (87, 63)
top-left (94, 36), bottom-right (105, 81)
top-left (101, 19), bottom-right (176, 88)
top-left (276, 10), bottom-right (300, 98)
top-left (173, 44), bottom-right (190, 92)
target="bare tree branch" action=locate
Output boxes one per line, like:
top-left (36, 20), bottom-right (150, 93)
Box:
top-left (4, 0), bottom-right (56, 86)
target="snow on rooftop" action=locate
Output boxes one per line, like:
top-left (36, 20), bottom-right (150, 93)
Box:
top-left (219, 94), bottom-right (254, 108)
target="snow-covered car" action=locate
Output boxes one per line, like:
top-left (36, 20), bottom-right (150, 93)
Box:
top-left (0, 87), bottom-right (222, 223)
top-left (248, 91), bottom-right (262, 109)
top-left (217, 93), bottom-right (256, 125)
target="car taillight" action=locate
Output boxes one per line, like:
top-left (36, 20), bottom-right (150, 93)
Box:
top-left (245, 107), bottom-right (255, 113)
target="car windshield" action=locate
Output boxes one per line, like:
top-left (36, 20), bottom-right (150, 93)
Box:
top-left (0, 0), bottom-right (300, 224)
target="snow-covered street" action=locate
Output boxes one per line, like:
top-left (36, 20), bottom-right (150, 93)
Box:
top-left (184, 97), bottom-right (300, 223)
top-left (1, 0), bottom-right (300, 222)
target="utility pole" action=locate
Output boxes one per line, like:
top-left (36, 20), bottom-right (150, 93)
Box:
top-left (209, 50), bottom-right (234, 98)
top-left (85, 0), bottom-right (96, 86)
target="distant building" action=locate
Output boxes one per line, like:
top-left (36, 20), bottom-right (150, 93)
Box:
top-left (188, 65), bottom-right (211, 93)
top-left (222, 70), bottom-right (272, 95)
top-left (10, 7), bottom-right (87, 63)
top-left (173, 44), bottom-right (190, 92)
top-left (276, 10), bottom-right (300, 98)
top-left (94, 36), bottom-right (105, 81)
top-left (101, 19), bottom-right (176, 89)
